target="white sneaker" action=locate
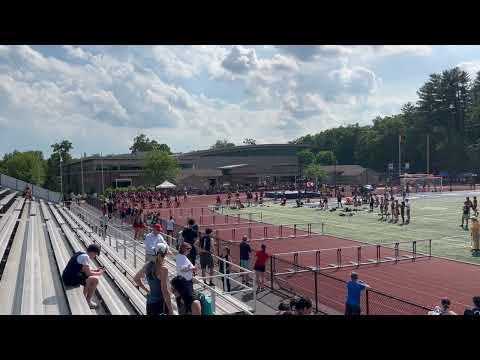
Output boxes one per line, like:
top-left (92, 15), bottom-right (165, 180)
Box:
top-left (88, 301), bottom-right (98, 309)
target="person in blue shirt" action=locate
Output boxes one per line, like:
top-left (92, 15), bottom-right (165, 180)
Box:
top-left (345, 272), bottom-right (369, 315)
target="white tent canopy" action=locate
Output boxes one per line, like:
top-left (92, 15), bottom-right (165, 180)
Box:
top-left (156, 180), bottom-right (177, 189)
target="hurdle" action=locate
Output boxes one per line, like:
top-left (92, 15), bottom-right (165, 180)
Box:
top-left (273, 239), bottom-right (432, 273)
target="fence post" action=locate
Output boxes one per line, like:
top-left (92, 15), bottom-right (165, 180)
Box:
top-left (337, 248), bottom-right (341, 268)
top-left (395, 242), bottom-right (399, 263)
top-left (376, 245), bottom-right (380, 264)
top-left (233, 228), bottom-right (236, 240)
top-left (413, 241), bottom-right (417, 262)
top-left (357, 246), bottom-right (361, 268)
top-left (202, 207), bottom-right (204, 215)
top-left (280, 225), bottom-right (283, 238)
top-left (366, 289), bottom-right (370, 315)
top-left (225, 215), bottom-right (228, 224)
top-left (249, 213), bottom-right (252, 222)
top-left (134, 240), bottom-right (137, 268)
top-left (429, 239), bottom-right (432, 258)
top-left (264, 226), bottom-right (267, 239)
top-left (316, 250), bottom-right (320, 270)
top-left (260, 212), bottom-right (263, 222)
top-left (222, 258), bottom-right (227, 293)
top-left (248, 227), bottom-right (252, 240)
top-left (270, 256), bottom-right (274, 289)
top-left (237, 214), bottom-right (240, 223)
top-left (124, 234), bottom-right (127, 260)
top-left (322, 222), bottom-right (324, 235)
top-left (294, 224), bottom-right (297, 237)
top-left (293, 252), bottom-right (298, 272)
top-left (314, 270), bottom-right (319, 313)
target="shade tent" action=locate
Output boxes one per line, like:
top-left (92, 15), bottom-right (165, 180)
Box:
top-left (156, 181), bottom-right (177, 189)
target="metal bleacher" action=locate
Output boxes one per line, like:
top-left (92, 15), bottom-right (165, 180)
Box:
top-left (0, 188), bottom-right (254, 315)
top-left (69, 203), bottom-right (254, 315)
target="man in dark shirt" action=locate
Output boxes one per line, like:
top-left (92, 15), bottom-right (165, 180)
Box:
top-left (182, 219), bottom-right (198, 265)
top-left (400, 201), bottom-right (405, 224)
top-left (239, 235), bottom-right (252, 284)
top-left (199, 228), bottom-right (215, 286)
top-left (464, 296), bottom-right (480, 316)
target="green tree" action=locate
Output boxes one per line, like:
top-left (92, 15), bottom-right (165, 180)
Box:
top-left (297, 149), bottom-right (316, 166)
top-left (304, 163), bottom-right (328, 187)
top-left (210, 139), bottom-right (236, 150)
top-left (143, 150), bottom-right (180, 185)
top-left (130, 134), bottom-right (171, 154)
top-left (44, 140), bottom-right (73, 192)
top-left (315, 150), bottom-right (336, 165)
top-left (3, 151), bottom-right (47, 186)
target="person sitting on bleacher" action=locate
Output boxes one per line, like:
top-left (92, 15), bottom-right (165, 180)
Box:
top-left (134, 243), bottom-right (174, 315)
top-left (62, 244), bottom-right (103, 309)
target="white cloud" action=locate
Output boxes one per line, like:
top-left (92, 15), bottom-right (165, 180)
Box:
top-left (329, 66), bottom-right (378, 95)
top-left (457, 61), bottom-right (480, 76)
top-left (0, 44), bottom-right (468, 158)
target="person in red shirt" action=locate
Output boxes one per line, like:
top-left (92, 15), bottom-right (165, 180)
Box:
top-left (254, 244), bottom-right (269, 292)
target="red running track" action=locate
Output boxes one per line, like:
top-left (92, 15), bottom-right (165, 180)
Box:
top-left (163, 194), bottom-right (480, 314)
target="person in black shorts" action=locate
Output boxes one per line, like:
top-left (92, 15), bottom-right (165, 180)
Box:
top-left (461, 201), bottom-right (471, 230)
top-left (400, 200), bottom-right (405, 224)
top-left (199, 228), bottom-right (215, 286)
top-left (182, 219), bottom-right (198, 265)
top-left (62, 244), bottom-right (104, 309)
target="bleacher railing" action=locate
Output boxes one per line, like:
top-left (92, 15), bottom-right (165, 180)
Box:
top-left (0, 173), bottom-right (62, 203)
top-left (70, 203), bottom-right (256, 315)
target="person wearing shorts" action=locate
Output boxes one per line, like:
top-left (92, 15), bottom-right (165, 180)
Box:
top-left (199, 228), bottom-right (215, 286)
top-left (62, 244), bottom-right (104, 309)
top-left (254, 244), bottom-right (269, 292)
top-left (166, 216), bottom-right (175, 238)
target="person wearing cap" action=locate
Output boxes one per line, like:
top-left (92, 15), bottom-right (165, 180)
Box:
top-left (470, 216), bottom-right (480, 254)
top-left (144, 223), bottom-right (167, 263)
top-left (345, 272), bottom-right (369, 316)
top-left (62, 244), bottom-right (104, 309)
top-left (134, 243), bottom-right (174, 315)
top-left (428, 298), bottom-right (457, 315)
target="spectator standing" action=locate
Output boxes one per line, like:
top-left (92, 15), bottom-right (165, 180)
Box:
top-left (182, 219), bottom-right (198, 266)
top-left (254, 244), bottom-right (269, 292)
top-left (345, 272), bottom-right (369, 315)
top-left (134, 243), bottom-right (173, 315)
top-left (175, 242), bottom-right (195, 296)
top-left (166, 216), bottom-right (175, 237)
top-left (62, 244), bottom-right (104, 309)
top-left (276, 301), bottom-right (292, 315)
top-left (428, 298), bottom-right (457, 315)
top-left (199, 228), bottom-right (215, 286)
top-left (239, 236), bottom-right (252, 284)
top-left (144, 224), bottom-right (167, 263)
top-left (133, 209), bottom-right (145, 241)
top-left (464, 296), bottom-right (480, 316)
top-left (107, 200), bottom-right (114, 220)
top-left (219, 247), bottom-right (231, 292)
top-left (170, 276), bottom-right (202, 315)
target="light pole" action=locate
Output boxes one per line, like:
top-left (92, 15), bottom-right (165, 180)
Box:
top-left (80, 154), bottom-right (84, 196)
top-left (59, 154), bottom-right (63, 202)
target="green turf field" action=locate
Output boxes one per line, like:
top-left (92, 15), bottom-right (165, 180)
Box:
top-left (222, 192), bottom-right (480, 265)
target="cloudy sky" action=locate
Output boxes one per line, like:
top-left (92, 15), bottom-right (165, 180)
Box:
top-left (1, 45), bottom-right (480, 158)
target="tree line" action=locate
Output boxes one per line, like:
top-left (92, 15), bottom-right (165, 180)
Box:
top-left (292, 67), bottom-right (480, 176)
